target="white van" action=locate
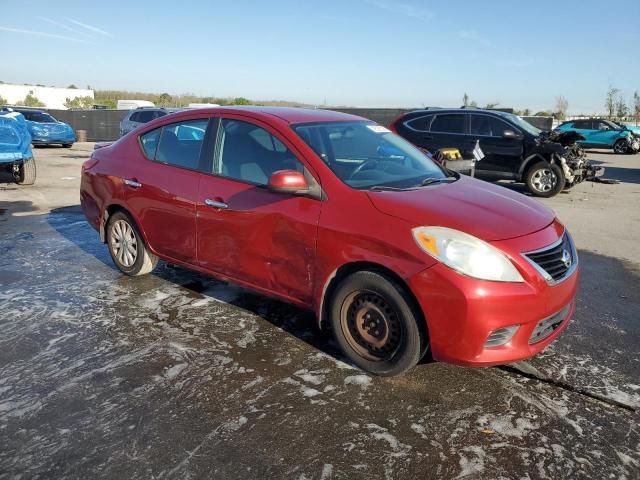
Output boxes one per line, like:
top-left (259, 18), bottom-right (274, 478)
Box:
top-left (187, 103), bottom-right (220, 108)
top-left (117, 100), bottom-right (155, 110)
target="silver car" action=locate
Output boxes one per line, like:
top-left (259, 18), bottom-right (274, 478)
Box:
top-left (119, 107), bottom-right (181, 137)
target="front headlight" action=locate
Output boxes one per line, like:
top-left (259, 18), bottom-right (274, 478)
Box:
top-left (412, 226), bottom-right (524, 282)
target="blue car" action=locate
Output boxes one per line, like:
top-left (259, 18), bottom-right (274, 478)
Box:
top-left (9, 108), bottom-right (76, 147)
top-left (555, 119), bottom-right (639, 154)
top-left (0, 111), bottom-right (36, 184)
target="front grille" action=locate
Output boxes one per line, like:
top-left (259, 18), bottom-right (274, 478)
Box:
top-left (529, 303), bottom-right (571, 344)
top-left (523, 233), bottom-right (576, 284)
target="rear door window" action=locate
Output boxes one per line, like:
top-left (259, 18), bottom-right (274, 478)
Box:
top-left (430, 114), bottom-right (465, 134)
top-left (572, 120), bottom-right (592, 129)
top-left (129, 112), bottom-right (141, 123)
top-left (147, 119), bottom-right (210, 171)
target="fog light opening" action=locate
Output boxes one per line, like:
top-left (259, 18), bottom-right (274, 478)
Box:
top-left (484, 325), bottom-right (519, 348)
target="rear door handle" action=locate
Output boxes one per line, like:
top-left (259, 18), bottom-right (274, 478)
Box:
top-left (204, 198), bottom-right (228, 209)
top-left (124, 179), bottom-right (142, 188)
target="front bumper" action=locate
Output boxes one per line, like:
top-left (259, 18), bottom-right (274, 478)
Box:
top-left (408, 221), bottom-right (579, 367)
top-left (32, 136), bottom-right (75, 145)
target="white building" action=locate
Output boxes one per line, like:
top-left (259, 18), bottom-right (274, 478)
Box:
top-left (0, 83), bottom-right (95, 110)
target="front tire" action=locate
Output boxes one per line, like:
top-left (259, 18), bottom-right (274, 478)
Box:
top-left (106, 211), bottom-right (158, 276)
top-left (63, 143), bottom-right (73, 148)
top-left (613, 139), bottom-right (628, 154)
top-left (525, 161), bottom-right (565, 197)
top-left (329, 271), bottom-right (427, 376)
top-left (16, 158), bottom-right (36, 185)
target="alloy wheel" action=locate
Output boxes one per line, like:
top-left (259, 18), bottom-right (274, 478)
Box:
top-left (531, 168), bottom-right (557, 193)
top-left (613, 140), bottom-right (627, 154)
top-left (110, 219), bottom-right (138, 267)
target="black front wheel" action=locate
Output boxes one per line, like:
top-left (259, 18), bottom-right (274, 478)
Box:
top-left (62, 143), bottom-right (73, 148)
top-left (525, 161), bottom-right (565, 197)
top-left (329, 271), bottom-right (427, 376)
top-left (613, 139), bottom-right (629, 154)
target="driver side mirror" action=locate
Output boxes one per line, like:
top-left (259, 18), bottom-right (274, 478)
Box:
top-left (267, 170), bottom-right (309, 195)
top-left (502, 129), bottom-right (518, 139)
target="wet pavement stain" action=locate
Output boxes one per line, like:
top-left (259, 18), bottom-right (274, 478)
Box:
top-left (0, 206), bottom-right (638, 479)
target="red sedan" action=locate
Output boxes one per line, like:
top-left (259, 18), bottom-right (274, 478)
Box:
top-left (80, 107), bottom-right (578, 376)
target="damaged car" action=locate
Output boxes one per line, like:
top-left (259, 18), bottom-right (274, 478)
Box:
top-left (555, 119), bottom-right (639, 154)
top-left (1, 107), bottom-right (76, 148)
top-left (389, 108), bottom-right (599, 197)
top-left (0, 110), bottom-right (36, 185)
top-left (81, 107), bottom-right (578, 376)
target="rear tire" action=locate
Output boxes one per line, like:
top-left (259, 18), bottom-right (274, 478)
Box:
top-left (329, 271), bottom-right (427, 376)
top-left (106, 211), bottom-right (158, 276)
top-left (525, 161), bottom-right (565, 197)
top-left (16, 158), bottom-right (36, 185)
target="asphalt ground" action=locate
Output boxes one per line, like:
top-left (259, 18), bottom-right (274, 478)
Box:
top-left (0, 144), bottom-right (638, 479)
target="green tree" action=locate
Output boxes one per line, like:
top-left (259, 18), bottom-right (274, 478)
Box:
top-left (67, 84), bottom-right (78, 89)
top-left (605, 86), bottom-right (619, 117)
top-left (634, 91), bottom-right (640, 117)
top-left (232, 97), bottom-right (251, 105)
top-left (157, 92), bottom-right (173, 106)
top-left (462, 92), bottom-right (469, 107)
top-left (64, 96), bottom-right (95, 109)
top-left (22, 93), bottom-right (45, 107)
top-left (0, 95), bottom-right (7, 106)
top-left (485, 102), bottom-right (500, 109)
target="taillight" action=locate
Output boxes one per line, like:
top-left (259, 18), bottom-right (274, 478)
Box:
top-left (388, 112), bottom-right (407, 133)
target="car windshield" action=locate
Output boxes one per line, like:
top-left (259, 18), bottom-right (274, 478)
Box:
top-left (498, 112), bottom-right (541, 136)
top-left (292, 121), bottom-right (450, 190)
top-left (21, 111), bottom-right (57, 123)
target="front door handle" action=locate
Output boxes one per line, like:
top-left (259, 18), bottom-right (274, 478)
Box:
top-left (204, 198), bottom-right (228, 209)
top-left (124, 179), bottom-right (142, 188)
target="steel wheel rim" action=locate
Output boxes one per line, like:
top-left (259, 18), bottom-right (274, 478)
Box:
top-left (532, 168), bottom-right (557, 192)
top-left (339, 291), bottom-right (403, 362)
top-left (110, 220), bottom-right (138, 267)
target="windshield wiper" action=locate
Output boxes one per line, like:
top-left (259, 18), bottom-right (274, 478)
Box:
top-left (419, 177), bottom-right (455, 187)
top-left (368, 185), bottom-right (411, 192)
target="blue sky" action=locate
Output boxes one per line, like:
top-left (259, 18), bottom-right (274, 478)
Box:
top-left (1, 0), bottom-right (639, 113)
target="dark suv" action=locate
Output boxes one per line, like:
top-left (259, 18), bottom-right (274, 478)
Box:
top-left (390, 108), bottom-right (596, 197)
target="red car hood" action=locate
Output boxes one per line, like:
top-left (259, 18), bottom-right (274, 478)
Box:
top-left (366, 176), bottom-right (555, 241)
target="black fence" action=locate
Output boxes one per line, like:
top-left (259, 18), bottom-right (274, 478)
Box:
top-left (42, 108), bottom-right (554, 142)
top-left (46, 109), bottom-right (127, 142)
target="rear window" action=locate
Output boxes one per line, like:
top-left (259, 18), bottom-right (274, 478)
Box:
top-left (430, 114), bottom-right (465, 134)
top-left (404, 115), bottom-right (434, 132)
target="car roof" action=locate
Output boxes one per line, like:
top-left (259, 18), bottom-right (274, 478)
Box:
top-left (171, 106), bottom-right (365, 124)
